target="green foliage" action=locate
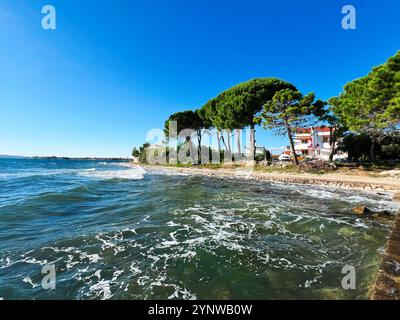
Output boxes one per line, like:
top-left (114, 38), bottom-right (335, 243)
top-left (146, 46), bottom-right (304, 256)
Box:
top-left (164, 110), bottom-right (203, 139)
top-left (139, 142), bottom-right (150, 164)
top-left (330, 51), bottom-right (400, 160)
top-left (196, 107), bottom-right (213, 130)
top-left (163, 78), bottom-right (297, 164)
top-left (132, 147), bottom-right (140, 158)
top-left (255, 89), bottom-right (316, 133)
top-left (338, 133), bottom-right (400, 162)
top-left (380, 134), bottom-right (400, 160)
top-left (338, 133), bottom-right (372, 162)
top-left (202, 78), bottom-right (297, 130)
top-left (313, 102), bottom-right (347, 161)
top-left (255, 88), bottom-right (319, 165)
top-left (164, 110), bottom-right (209, 164)
top-left (200, 78), bottom-right (297, 160)
top-left (254, 149), bottom-right (272, 162)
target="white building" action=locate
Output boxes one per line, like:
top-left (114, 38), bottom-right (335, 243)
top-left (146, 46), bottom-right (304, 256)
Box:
top-left (286, 127), bottom-right (346, 161)
top-left (243, 145), bottom-right (269, 159)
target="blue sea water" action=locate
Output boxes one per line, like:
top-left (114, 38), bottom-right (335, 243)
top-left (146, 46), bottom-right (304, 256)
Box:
top-left (0, 158), bottom-right (397, 300)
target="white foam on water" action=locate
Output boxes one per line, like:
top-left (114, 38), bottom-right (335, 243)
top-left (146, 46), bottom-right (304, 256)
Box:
top-left (137, 275), bottom-right (150, 286)
top-left (23, 277), bottom-right (38, 288)
top-left (129, 264), bottom-right (143, 276)
top-left (167, 285), bottom-right (197, 300)
top-left (166, 220), bottom-right (180, 227)
top-left (79, 166), bottom-right (146, 180)
top-left (0, 255), bottom-right (49, 270)
top-left (42, 246), bottom-right (79, 253)
top-left (303, 276), bottom-right (321, 288)
top-left (66, 255), bottom-right (79, 269)
top-left (89, 280), bottom-right (112, 300)
top-left (2, 168), bottom-right (394, 300)
top-left (79, 252), bottom-right (102, 263)
top-left (25, 257), bottom-right (48, 266)
top-left (0, 168), bottom-right (82, 179)
top-left (112, 270), bottom-right (124, 282)
top-left (267, 182), bottom-right (400, 214)
top-left (147, 168), bottom-right (190, 176)
top-left (0, 256), bottom-right (13, 269)
top-left (97, 161), bottom-right (131, 168)
top-left (0, 163), bottom-right (145, 181)
top-left (112, 162), bottom-right (132, 168)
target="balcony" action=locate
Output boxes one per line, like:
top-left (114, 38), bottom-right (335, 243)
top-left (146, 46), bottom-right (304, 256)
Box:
top-left (294, 143), bottom-right (312, 150)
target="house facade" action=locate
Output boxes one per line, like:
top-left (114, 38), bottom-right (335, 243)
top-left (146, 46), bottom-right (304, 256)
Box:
top-left (285, 127), bottom-right (345, 161)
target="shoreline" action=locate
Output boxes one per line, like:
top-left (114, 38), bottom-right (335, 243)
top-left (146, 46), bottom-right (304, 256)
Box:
top-left (138, 164), bottom-right (400, 199)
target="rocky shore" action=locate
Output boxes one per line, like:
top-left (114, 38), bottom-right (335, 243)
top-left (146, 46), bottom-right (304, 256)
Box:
top-left (139, 164), bottom-right (400, 198)
top-left (370, 214), bottom-right (400, 300)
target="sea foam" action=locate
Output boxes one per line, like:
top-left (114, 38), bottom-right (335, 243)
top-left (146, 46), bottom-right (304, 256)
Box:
top-left (78, 166), bottom-right (146, 180)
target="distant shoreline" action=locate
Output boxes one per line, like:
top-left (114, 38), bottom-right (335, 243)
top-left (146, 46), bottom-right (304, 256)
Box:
top-left (0, 155), bottom-right (130, 161)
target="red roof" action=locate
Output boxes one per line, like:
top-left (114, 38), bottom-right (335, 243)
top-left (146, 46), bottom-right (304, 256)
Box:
top-left (295, 128), bottom-right (312, 134)
top-left (314, 127), bottom-right (331, 133)
top-left (295, 127), bottom-right (332, 134)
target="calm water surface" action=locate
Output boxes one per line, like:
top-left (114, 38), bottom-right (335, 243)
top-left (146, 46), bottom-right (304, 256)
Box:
top-left (0, 158), bottom-right (398, 300)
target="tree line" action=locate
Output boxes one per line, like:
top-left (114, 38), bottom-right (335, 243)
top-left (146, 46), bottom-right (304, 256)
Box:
top-left (134, 51), bottom-right (400, 165)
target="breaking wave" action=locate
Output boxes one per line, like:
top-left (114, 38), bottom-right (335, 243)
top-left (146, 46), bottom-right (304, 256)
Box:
top-left (78, 167), bottom-right (146, 180)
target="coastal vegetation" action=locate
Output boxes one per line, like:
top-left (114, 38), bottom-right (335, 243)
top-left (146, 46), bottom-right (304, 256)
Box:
top-left (254, 89), bottom-right (323, 165)
top-left (338, 133), bottom-right (400, 163)
top-left (329, 51), bottom-right (400, 162)
top-left (131, 147), bottom-right (140, 158)
top-left (200, 78), bottom-right (296, 160)
top-left (135, 51), bottom-right (400, 168)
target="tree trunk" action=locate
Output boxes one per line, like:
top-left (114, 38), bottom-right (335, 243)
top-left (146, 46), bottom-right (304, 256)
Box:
top-left (370, 136), bottom-right (376, 163)
top-left (329, 126), bottom-right (335, 162)
top-left (329, 138), bottom-right (336, 162)
top-left (221, 134), bottom-right (228, 152)
top-left (197, 129), bottom-right (202, 165)
top-left (221, 134), bottom-right (231, 163)
top-left (286, 121), bottom-right (299, 165)
top-left (227, 130), bottom-right (232, 155)
top-left (250, 123), bottom-right (255, 160)
top-left (217, 131), bottom-right (222, 162)
top-left (226, 130), bottom-right (232, 162)
top-left (236, 129), bottom-right (241, 156)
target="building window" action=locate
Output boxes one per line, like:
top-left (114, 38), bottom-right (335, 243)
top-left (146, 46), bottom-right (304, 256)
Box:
top-left (323, 137), bottom-right (329, 143)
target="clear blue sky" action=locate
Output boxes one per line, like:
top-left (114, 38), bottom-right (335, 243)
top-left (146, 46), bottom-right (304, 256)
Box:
top-left (0, 0), bottom-right (399, 157)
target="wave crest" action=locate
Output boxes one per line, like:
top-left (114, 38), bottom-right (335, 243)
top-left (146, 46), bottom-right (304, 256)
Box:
top-left (79, 166), bottom-right (146, 180)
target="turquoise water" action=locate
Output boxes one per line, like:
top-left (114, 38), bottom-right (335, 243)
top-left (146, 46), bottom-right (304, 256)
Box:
top-left (0, 158), bottom-right (397, 300)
